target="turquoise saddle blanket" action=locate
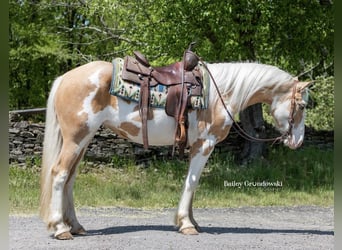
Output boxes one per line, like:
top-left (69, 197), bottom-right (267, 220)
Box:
top-left (109, 57), bottom-right (210, 109)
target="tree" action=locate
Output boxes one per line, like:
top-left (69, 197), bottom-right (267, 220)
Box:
top-left (9, 0), bottom-right (334, 139)
top-left (9, 0), bottom-right (73, 109)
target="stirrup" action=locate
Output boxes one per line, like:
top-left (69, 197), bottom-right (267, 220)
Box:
top-left (176, 120), bottom-right (187, 143)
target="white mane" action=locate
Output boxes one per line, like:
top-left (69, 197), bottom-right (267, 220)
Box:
top-left (207, 62), bottom-right (295, 111)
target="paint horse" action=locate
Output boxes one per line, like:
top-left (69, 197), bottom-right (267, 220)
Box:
top-left (40, 58), bottom-right (311, 239)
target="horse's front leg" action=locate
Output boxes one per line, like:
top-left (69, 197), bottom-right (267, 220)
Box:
top-left (175, 139), bottom-right (215, 235)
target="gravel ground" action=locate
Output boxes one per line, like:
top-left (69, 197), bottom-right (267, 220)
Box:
top-left (9, 206), bottom-right (334, 250)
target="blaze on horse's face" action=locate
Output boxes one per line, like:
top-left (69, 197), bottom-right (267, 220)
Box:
top-left (271, 81), bottom-right (311, 149)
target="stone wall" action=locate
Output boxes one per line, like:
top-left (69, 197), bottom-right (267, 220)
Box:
top-left (8, 119), bottom-right (172, 165)
top-left (9, 121), bottom-right (45, 164)
top-left (8, 114), bottom-right (333, 166)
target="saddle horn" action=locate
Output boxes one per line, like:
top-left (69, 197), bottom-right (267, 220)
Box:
top-left (183, 42), bottom-right (199, 71)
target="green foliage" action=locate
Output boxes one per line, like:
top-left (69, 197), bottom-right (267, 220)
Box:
top-left (9, 0), bottom-right (334, 131)
top-left (306, 76), bottom-right (334, 130)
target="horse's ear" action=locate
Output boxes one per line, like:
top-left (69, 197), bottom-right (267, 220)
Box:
top-left (298, 81), bottom-right (313, 91)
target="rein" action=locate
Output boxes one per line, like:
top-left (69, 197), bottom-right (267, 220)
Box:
top-left (187, 50), bottom-right (297, 144)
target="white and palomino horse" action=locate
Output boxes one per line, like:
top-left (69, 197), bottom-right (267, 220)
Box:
top-left (40, 60), bottom-right (310, 239)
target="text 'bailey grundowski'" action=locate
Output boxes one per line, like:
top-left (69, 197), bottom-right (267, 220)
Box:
top-left (224, 180), bottom-right (283, 188)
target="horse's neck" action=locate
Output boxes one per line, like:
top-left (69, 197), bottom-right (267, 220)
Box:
top-left (207, 62), bottom-right (292, 113)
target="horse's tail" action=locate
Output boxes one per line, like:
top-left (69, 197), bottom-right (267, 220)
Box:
top-left (39, 76), bottom-right (63, 223)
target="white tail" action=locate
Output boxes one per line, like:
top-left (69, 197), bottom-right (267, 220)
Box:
top-left (39, 76), bottom-right (64, 223)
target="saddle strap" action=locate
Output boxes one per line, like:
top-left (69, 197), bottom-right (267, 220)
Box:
top-left (171, 84), bottom-right (189, 158)
top-left (176, 115), bottom-right (188, 159)
top-left (176, 84), bottom-right (189, 141)
top-left (140, 77), bottom-right (150, 149)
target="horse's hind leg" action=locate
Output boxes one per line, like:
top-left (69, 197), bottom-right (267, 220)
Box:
top-left (63, 147), bottom-right (88, 236)
top-left (48, 138), bottom-right (92, 240)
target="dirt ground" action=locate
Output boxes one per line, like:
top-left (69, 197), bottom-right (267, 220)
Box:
top-left (9, 206), bottom-right (334, 250)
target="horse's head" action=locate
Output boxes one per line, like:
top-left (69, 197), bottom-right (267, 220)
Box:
top-left (271, 80), bottom-right (312, 149)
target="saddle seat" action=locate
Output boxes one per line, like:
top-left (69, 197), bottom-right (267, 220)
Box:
top-left (134, 51), bottom-right (192, 85)
top-left (121, 50), bottom-right (203, 157)
top-left (153, 62), bottom-right (183, 84)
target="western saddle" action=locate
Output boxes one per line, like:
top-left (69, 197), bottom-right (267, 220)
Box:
top-left (121, 48), bottom-right (203, 157)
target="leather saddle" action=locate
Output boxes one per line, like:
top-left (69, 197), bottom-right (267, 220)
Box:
top-left (121, 49), bottom-right (203, 157)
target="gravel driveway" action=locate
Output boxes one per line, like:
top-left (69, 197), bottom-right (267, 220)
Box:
top-left (9, 206), bottom-right (334, 250)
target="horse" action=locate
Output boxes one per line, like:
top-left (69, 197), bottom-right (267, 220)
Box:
top-left (39, 59), bottom-right (311, 239)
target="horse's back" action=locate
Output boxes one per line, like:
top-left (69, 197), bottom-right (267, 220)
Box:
top-left (62, 61), bottom-right (112, 83)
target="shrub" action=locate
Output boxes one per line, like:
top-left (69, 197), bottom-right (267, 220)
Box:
top-left (305, 76), bottom-right (334, 131)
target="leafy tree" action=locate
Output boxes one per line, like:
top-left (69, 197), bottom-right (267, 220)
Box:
top-left (9, 0), bottom-right (334, 139)
top-left (9, 0), bottom-right (71, 108)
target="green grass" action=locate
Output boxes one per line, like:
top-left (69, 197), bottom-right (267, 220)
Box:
top-left (9, 146), bottom-right (333, 214)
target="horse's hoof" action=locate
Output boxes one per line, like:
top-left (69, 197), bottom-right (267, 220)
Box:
top-left (71, 227), bottom-right (87, 235)
top-left (180, 227), bottom-right (199, 235)
top-left (55, 231), bottom-right (74, 240)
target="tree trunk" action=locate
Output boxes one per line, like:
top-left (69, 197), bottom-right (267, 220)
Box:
top-left (229, 1), bottom-right (266, 165)
top-left (238, 104), bottom-right (266, 164)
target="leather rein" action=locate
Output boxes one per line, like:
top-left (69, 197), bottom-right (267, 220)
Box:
top-left (187, 50), bottom-right (298, 144)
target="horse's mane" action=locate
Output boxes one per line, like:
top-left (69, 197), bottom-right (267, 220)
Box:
top-left (207, 62), bottom-right (295, 111)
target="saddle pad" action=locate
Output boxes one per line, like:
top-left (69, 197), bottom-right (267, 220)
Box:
top-left (109, 58), bottom-right (210, 109)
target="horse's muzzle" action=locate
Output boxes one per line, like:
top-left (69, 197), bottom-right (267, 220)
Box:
top-left (283, 135), bottom-right (303, 149)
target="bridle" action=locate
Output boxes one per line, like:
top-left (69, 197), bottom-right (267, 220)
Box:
top-left (187, 50), bottom-right (300, 144)
top-left (285, 80), bottom-right (300, 141)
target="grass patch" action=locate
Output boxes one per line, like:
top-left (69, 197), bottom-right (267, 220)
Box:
top-left (9, 166), bottom-right (40, 214)
top-left (9, 146), bottom-right (333, 214)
